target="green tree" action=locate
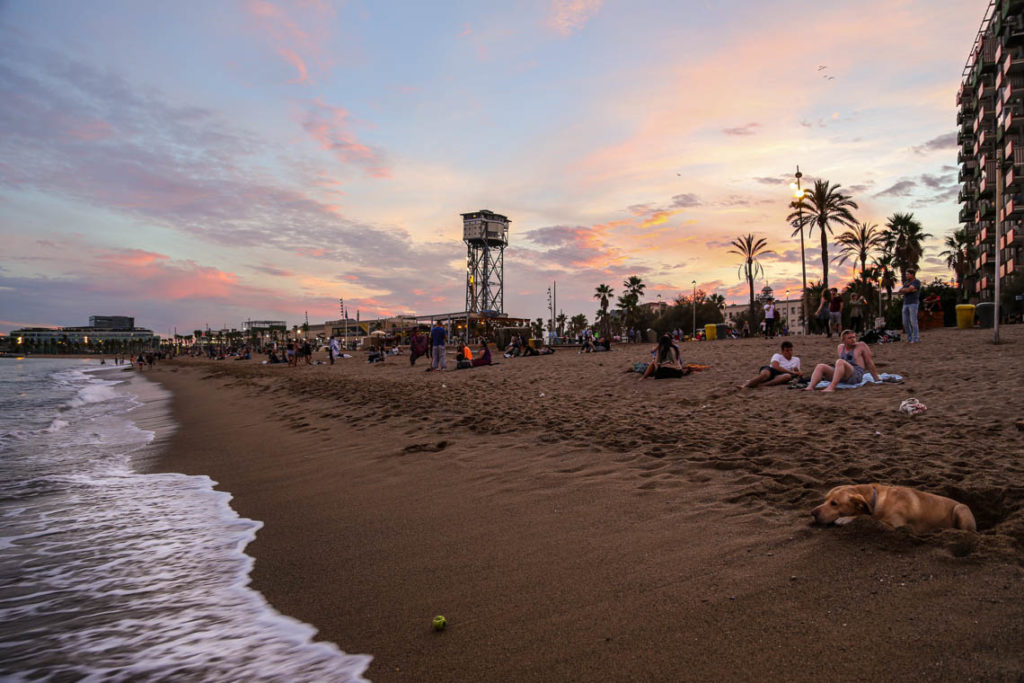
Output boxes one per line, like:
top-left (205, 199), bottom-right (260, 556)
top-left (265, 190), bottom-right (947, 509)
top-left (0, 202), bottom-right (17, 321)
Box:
top-left (939, 227), bottom-right (977, 302)
top-left (834, 221), bottom-right (885, 284)
top-left (569, 314), bottom-right (588, 337)
top-left (707, 293), bottom-right (726, 312)
top-left (788, 179), bottom-right (859, 290)
top-left (728, 234), bottom-right (773, 326)
top-left (555, 313), bottom-right (567, 337)
top-left (883, 212), bottom-right (932, 275)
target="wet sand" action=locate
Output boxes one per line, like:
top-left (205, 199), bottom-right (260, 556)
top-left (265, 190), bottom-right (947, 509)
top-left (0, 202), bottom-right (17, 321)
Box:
top-left (142, 326), bottom-right (1024, 681)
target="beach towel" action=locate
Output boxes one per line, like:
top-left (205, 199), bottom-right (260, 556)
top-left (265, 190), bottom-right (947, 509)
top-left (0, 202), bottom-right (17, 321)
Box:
top-left (813, 372), bottom-right (903, 390)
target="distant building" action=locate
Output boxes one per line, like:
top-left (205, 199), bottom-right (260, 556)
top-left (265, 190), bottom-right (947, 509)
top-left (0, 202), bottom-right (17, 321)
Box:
top-left (89, 315), bottom-right (134, 330)
top-left (724, 298), bottom-right (803, 333)
top-left (9, 325), bottom-right (158, 352)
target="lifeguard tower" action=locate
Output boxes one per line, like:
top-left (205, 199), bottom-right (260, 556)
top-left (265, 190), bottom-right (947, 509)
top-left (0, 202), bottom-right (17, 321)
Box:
top-left (462, 210), bottom-right (509, 315)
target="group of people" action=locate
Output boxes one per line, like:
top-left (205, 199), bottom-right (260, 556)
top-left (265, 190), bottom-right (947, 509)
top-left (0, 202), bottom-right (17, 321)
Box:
top-left (741, 330), bottom-right (881, 392)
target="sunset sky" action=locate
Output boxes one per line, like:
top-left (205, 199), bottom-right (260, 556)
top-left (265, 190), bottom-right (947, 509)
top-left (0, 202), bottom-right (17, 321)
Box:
top-left (0, 0), bottom-right (986, 335)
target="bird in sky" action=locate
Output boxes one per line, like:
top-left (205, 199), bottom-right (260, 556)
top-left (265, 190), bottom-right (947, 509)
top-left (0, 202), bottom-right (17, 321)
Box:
top-left (817, 65), bottom-right (827, 71)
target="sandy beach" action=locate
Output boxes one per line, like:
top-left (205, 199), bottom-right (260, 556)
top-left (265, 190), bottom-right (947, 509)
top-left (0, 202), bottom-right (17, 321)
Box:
top-left (140, 326), bottom-right (1024, 681)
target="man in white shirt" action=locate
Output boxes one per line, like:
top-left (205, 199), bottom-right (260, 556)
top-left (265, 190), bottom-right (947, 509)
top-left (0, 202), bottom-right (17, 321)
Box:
top-left (740, 341), bottom-right (803, 389)
top-left (763, 298), bottom-right (777, 338)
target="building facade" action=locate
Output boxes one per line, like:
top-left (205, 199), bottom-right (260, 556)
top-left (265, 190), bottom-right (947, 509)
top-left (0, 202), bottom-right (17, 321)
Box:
top-left (723, 298), bottom-right (803, 333)
top-left (958, 0), bottom-right (1024, 301)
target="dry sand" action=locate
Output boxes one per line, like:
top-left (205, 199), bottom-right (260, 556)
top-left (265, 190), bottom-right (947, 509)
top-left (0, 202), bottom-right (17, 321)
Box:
top-left (141, 326), bottom-right (1024, 681)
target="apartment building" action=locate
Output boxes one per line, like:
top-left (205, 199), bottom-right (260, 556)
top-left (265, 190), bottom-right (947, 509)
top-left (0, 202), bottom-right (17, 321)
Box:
top-left (958, 0), bottom-right (1024, 301)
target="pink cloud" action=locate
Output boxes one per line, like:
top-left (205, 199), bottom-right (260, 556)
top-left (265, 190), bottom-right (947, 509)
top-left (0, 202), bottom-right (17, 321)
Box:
top-left (547, 0), bottom-right (602, 36)
top-left (302, 98), bottom-right (391, 178)
top-left (242, 0), bottom-right (334, 84)
top-left (276, 47), bottom-right (310, 83)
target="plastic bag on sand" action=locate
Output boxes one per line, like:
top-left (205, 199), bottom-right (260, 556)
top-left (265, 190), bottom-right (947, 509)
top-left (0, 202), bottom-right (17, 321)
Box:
top-left (899, 398), bottom-right (927, 415)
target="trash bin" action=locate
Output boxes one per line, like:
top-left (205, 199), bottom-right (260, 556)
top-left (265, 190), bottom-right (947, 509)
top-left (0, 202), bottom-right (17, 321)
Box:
top-left (955, 304), bottom-right (975, 329)
top-left (716, 323), bottom-right (729, 339)
top-left (704, 323), bottom-right (717, 341)
top-left (975, 302), bottom-right (995, 328)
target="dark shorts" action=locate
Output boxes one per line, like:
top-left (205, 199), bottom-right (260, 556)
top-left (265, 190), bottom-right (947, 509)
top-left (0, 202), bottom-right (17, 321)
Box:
top-left (759, 365), bottom-right (791, 379)
top-left (654, 365), bottom-right (686, 379)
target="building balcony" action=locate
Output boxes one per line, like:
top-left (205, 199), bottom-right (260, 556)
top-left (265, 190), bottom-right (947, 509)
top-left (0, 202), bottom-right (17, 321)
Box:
top-left (1003, 46), bottom-right (1024, 78)
top-left (977, 276), bottom-right (991, 293)
top-left (1001, 257), bottom-right (1016, 278)
top-left (978, 224), bottom-right (993, 244)
top-left (999, 0), bottom-right (1024, 20)
top-left (1004, 226), bottom-right (1024, 248)
top-left (1007, 165), bottom-right (1016, 186)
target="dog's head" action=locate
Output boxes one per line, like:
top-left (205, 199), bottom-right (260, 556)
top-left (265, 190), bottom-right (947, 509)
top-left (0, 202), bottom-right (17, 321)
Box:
top-left (811, 485), bottom-right (872, 525)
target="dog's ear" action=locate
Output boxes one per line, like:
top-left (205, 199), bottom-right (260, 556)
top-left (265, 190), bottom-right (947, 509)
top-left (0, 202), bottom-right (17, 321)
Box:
top-left (849, 493), bottom-right (871, 515)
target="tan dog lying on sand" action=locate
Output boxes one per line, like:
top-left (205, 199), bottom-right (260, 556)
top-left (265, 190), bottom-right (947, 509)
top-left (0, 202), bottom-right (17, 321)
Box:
top-left (811, 484), bottom-right (976, 533)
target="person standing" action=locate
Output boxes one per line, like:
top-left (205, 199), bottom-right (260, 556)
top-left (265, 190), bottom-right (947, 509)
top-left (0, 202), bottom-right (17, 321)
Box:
top-left (762, 298), bottom-right (777, 338)
top-left (429, 322), bottom-right (447, 371)
top-left (828, 288), bottom-right (844, 337)
top-left (815, 290), bottom-right (831, 337)
top-left (848, 293), bottom-right (865, 334)
top-left (328, 335), bottom-right (340, 365)
top-left (898, 268), bottom-right (922, 343)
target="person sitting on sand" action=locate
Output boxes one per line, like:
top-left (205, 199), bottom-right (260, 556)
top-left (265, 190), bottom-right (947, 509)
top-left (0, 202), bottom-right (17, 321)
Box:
top-left (521, 342), bottom-right (539, 356)
top-left (805, 329), bottom-right (881, 392)
top-left (741, 340), bottom-right (803, 389)
top-left (642, 334), bottom-right (686, 379)
top-left (471, 342), bottom-right (492, 367)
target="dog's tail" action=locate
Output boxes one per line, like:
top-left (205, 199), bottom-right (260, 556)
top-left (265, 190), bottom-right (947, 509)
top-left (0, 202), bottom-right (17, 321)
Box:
top-left (953, 504), bottom-right (977, 532)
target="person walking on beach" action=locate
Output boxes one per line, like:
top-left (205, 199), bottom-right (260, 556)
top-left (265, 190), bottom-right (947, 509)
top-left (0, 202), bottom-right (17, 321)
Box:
top-left (429, 322), bottom-right (447, 372)
top-left (898, 268), bottom-right (922, 343)
top-left (805, 329), bottom-right (880, 392)
top-left (328, 335), bottom-right (340, 365)
top-left (409, 330), bottom-right (429, 366)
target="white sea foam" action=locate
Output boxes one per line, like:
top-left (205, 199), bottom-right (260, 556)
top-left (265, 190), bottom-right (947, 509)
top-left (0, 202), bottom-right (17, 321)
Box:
top-left (0, 359), bottom-right (371, 681)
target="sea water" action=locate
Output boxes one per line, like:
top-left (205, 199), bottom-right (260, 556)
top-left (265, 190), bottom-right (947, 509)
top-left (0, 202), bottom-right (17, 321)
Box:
top-left (0, 358), bottom-right (371, 681)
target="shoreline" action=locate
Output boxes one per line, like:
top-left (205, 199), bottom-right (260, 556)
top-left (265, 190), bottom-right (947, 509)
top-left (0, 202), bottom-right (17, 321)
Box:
top-left (142, 328), bottom-right (1024, 680)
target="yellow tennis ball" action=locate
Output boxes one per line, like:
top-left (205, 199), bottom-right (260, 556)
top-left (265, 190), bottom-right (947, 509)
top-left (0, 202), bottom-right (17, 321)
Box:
top-left (432, 615), bottom-right (447, 631)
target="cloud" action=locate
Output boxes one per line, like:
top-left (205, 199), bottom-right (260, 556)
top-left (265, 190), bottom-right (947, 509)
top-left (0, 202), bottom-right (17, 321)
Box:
top-left (546, 0), bottom-right (602, 36)
top-left (722, 122), bottom-right (760, 136)
top-left (753, 176), bottom-right (789, 185)
top-left (671, 193), bottom-right (702, 207)
top-left (301, 98), bottom-right (391, 178)
top-left (873, 180), bottom-right (917, 198)
top-left (911, 132), bottom-right (957, 155)
top-left (919, 173), bottom-right (954, 190)
top-left (242, 0), bottom-right (334, 85)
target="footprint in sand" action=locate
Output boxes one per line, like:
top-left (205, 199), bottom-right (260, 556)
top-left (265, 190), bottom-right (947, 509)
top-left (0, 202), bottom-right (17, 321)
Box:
top-left (402, 440), bottom-right (450, 454)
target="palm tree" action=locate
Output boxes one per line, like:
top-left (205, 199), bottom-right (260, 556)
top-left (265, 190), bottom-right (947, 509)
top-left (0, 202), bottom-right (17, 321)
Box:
top-left (939, 227), bottom-right (977, 302)
top-left (834, 222), bottom-right (885, 283)
top-left (708, 293), bottom-right (726, 312)
top-left (569, 313), bottom-right (588, 337)
top-left (787, 179), bottom-right (859, 290)
top-left (623, 275), bottom-right (646, 301)
top-left (594, 284), bottom-right (613, 337)
top-left (728, 234), bottom-right (773, 325)
top-left (555, 312), bottom-right (567, 337)
top-left (883, 212), bottom-right (932, 275)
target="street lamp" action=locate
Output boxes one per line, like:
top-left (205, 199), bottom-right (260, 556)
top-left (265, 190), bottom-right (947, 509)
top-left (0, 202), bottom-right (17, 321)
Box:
top-left (691, 280), bottom-right (697, 340)
top-left (790, 166), bottom-right (811, 334)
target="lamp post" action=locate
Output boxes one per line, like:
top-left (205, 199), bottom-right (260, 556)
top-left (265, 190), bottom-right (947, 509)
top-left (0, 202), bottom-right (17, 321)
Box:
top-left (790, 166), bottom-right (810, 334)
top-left (691, 280), bottom-right (697, 340)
